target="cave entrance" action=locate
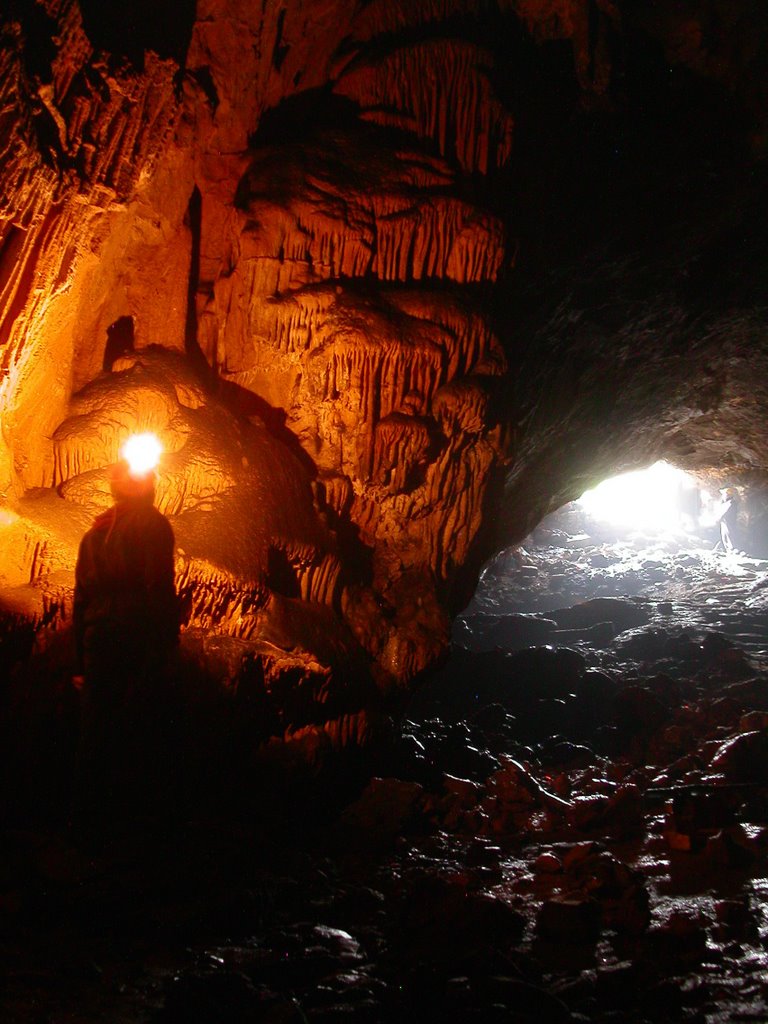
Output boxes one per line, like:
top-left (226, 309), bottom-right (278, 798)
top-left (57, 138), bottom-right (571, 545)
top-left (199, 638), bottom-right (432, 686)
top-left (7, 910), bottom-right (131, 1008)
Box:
top-left (456, 462), bottom-right (768, 666)
top-left (576, 461), bottom-right (704, 539)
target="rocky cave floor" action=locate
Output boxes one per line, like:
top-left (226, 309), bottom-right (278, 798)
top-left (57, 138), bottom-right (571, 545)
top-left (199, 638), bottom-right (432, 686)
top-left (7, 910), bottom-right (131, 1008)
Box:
top-left (4, 530), bottom-right (768, 1023)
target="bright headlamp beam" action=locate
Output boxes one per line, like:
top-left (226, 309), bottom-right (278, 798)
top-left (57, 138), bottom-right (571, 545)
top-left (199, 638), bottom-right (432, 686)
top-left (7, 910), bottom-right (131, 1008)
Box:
top-left (120, 432), bottom-right (163, 476)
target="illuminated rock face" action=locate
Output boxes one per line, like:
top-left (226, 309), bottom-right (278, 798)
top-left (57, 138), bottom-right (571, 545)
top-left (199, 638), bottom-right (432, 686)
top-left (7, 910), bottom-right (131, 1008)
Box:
top-left (1, 0), bottom-right (768, 737)
top-left (0, 0), bottom-right (517, 723)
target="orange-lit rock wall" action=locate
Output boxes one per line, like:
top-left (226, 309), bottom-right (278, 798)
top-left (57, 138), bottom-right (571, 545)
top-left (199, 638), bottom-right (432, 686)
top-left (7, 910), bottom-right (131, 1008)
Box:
top-left (0, 0), bottom-right (530, 707)
top-left (0, 2), bottom-right (188, 491)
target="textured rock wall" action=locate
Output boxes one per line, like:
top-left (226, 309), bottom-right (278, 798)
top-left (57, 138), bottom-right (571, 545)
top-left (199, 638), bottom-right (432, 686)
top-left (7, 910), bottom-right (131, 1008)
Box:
top-left (0, 0), bottom-right (526, 720)
top-left (0, 1), bottom-right (187, 491)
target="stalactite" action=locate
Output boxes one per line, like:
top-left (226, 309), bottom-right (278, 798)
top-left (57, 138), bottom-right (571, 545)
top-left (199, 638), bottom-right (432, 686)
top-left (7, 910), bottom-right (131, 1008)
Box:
top-left (298, 552), bottom-right (343, 606)
top-left (346, 0), bottom-right (520, 43)
top-left (371, 195), bottom-right (504, 284)
top-left (318, 471), bottom-right (353, 518)
top-left (319, 710), bottom-right (375, 750)
top-left (235, 288), bottom-right (505, 426)
top-left (420, 438), bottom-right (497, 578)
top-left (393, 294), bottom-right (507, 380)
top-left (373, 413), bottom-right (432, 493)
top-left (235, 143), bottom-right (505, 300)
top-left (334, 39), bottom-right (513, 174)
top-left (177, 558), bottom-right (269, 636)
top-left (353, 430), bottom-right (499, 584)
top-left (433, 378), bottom-right (492, 435)
top-left (257, 289), bottom-right (337, 355)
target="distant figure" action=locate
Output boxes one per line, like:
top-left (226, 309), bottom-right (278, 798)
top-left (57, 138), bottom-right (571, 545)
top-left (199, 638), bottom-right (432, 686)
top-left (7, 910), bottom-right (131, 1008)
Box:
top-left (72, 460), bottom-right (179, 827)
top-left (715, 487), bottom-right (740, 554)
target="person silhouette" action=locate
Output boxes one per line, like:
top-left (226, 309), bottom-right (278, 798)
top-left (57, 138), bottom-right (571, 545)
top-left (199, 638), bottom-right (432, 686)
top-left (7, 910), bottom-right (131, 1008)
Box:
top-left (72, 458), bottom-right (179, 829)
top-left (716, 487), bottom-right (740, 555)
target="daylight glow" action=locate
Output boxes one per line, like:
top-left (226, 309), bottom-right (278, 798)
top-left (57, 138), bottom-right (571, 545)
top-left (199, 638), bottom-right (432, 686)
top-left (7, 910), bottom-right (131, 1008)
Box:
top-left (120, 432), bottom-right (163, 476)
top-left (578, 461), bottom-right (696, 531)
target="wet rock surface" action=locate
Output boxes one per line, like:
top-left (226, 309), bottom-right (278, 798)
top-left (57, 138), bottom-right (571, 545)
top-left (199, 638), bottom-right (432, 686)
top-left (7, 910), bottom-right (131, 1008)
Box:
top-left (3, 531), bottom-right (768, 1022)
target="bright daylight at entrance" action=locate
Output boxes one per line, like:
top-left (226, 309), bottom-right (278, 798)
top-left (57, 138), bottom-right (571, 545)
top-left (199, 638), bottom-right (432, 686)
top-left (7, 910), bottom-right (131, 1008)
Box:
top-left (577, 461), bottom-right (701, 534)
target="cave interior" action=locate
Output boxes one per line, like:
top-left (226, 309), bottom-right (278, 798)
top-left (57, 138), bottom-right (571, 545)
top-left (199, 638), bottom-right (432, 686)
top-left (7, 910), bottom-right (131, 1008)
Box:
top-left (2, 1), bottom-right (768, 1021)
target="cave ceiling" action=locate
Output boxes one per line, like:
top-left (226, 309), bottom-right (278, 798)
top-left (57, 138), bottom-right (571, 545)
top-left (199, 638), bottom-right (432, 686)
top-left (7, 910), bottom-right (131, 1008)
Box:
top-left (1, 0), bottom-right (767, 728)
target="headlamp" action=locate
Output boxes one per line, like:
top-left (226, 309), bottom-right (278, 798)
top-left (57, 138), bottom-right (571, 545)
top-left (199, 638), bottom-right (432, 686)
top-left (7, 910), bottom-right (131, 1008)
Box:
top-left (120, 433), bottom-right (163, 476)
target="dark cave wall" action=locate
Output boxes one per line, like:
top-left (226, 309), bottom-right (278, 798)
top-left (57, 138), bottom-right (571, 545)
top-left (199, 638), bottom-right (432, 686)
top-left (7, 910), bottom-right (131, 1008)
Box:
top-left (487, 0), bottom-right (768, 547)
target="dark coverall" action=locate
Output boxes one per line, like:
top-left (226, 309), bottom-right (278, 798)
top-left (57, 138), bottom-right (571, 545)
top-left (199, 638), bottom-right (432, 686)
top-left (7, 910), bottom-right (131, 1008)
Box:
top-left (73, 496), bottom-right (179, 824)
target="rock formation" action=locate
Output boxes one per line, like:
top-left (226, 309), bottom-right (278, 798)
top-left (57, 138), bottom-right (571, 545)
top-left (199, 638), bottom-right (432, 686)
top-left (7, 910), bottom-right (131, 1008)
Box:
top-left (1, 1), bottom-right (767, 741)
